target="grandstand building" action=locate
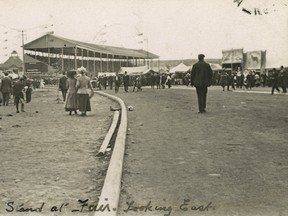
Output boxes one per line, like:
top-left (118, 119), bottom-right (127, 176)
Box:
top-left (23, 33), bottom-right (159, 77)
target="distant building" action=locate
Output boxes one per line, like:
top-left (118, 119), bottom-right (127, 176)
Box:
top-left (0, 50), bottom-right (23, 73)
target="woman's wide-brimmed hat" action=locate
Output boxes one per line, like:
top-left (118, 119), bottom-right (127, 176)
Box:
top-left (77, 66), bottom-right (87, 74)
top-left (67, 70), bottom-right (77, 77)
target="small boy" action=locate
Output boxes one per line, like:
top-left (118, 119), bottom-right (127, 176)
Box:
top-left (13, 77), bottom-right (26, 113)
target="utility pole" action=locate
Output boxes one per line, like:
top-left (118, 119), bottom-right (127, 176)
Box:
top-left (21, 30), bottom-right (25, 75)
top-left (144, 38), bottom-right (149, 69)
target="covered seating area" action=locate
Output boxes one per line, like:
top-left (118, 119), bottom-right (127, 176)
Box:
top-left (23, 33), bottom-right (159, 77)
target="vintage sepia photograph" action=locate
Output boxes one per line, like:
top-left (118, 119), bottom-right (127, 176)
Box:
top-left (0, 0), bottom-right (288, 215)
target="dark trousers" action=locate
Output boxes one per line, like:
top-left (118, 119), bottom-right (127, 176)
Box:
top-left (280, 79), bottom-right (287, 93)
top-left (61, 90), bottom-right (67, 101)
top-left (271, 82), bottom-right (280, 94)
top-left (26, 91), bottom-right (32, 103)
top-left (2, 92), bottom-right (10, 106)
top-left (195, 86), bottom-right (208, 112)
top-left (15, 93), bottom-right (24, 112)
top-left (115, 82), bottom-right (120, 93)
top-left (124, 83), bottom-right (129, 92)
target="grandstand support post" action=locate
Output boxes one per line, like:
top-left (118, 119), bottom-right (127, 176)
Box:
top-left (74, 47), bottom-right (77, 69)
top-left (81, 49), bottom-right (84, 67)
top-left (87, 50), bottom-right (89, 74)
top-left (126, 56), bottom-right (128, 67)
top-left (107, 55), bottom-right (109, 72)
top-left (112, 55), bottom-right (114, 72)
top-left (100, 53), bottom-right (103, 72)
top-left (93, 52), bottom-right (96, 77)
top-left (61, 47), bottom-right (64, 71)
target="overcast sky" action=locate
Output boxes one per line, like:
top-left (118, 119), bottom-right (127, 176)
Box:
top-left (0, 0), bottom-right (287, 66)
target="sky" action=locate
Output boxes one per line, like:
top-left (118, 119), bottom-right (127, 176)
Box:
top-left (0, 0), bottom-right (287, 66)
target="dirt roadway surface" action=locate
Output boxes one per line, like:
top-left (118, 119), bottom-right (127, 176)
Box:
top-left (0, 87), bottom-right (117, 216)
top-left (102, 86), bottom-right (288, 216)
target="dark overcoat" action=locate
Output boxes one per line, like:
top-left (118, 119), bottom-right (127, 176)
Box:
top-left (191, 60), bottom-right (213, 87)
top-left (0, 77), bottom-right (12, 93)
top-left (59, 75), bottom-right (68, 90)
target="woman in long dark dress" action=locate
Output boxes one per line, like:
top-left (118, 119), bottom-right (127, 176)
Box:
top-left (76, 67), bottom-right (94, 116)
top-left (64, 70), bottom-right (78, 115)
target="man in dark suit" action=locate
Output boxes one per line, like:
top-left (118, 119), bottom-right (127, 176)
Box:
top-left (123, 71), bottom-right (129, 92)
top-left (114, 73), bottom-right (121, 93)
top-left (0, 72), bottom-right (12, 106)
top-left (191, 54), bottom-right (213, 113)
top-left (59, 72), bottom-right (68, 101)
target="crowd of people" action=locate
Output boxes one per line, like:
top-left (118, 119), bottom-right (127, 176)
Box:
top-left (1, 64), bottom-right (287, 114)
top-left (0, 72), bottom-right (33, 112)
top-left (215, 66), bottom-right (288, 94)
top-left (92, 66), bottom-right (288, 95)
top-left (94, 72), bottom-right (175, 92)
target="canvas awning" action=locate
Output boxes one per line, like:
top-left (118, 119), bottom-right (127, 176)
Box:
top-left (118, 66), bottom-right (148, 75)
top-left (98, 72), bottom-right (116, 77)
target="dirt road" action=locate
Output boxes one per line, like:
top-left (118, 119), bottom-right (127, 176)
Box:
top-left (0, 87), bottom-right (116, 216)
top-left (104, 86), bottom-right (288, 216)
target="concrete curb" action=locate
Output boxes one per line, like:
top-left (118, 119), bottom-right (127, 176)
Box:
top-left (94, 91), bottom-right (127, 216)
top-left (97, 110), bottom-right (120, 157)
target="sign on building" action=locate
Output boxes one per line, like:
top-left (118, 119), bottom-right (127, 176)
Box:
top-left (222, 49), bottom-right (243, 64)
top-left (245, 51), bottom-right (266, 69)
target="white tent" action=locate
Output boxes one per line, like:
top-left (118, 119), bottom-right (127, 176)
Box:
top-left (119, 66), bottom-right (148, 75)
top-left (169, 63), bottom-right (190, 73)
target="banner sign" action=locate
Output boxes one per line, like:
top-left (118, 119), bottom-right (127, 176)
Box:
top-left (246, 51), bottom-right (262, 69)
top-left (222, 49), bottom-right (243, 64)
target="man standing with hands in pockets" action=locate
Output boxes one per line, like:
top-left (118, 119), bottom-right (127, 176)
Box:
top-left (191, 54), bottom-right (213, 114)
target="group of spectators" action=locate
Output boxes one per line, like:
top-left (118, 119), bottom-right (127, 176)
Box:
top-left (2, 64), bottom-right (286, 114)
top-left (214, 66), bottom-right (288, 94)
top-left (90, 66), bottom-right (288, 94)
top-left (94, 72), bottom-right (174, 92)
top-left (0, 72), bottom-right (33, 112)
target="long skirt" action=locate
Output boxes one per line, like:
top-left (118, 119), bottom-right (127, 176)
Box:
top-left (77, 94), bottom-right (91, 112)
top-left (64, 91), bottom-right (78, 111)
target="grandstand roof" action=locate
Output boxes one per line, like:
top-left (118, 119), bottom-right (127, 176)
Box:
top-left (24, 33), bottom-right (159, 59)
